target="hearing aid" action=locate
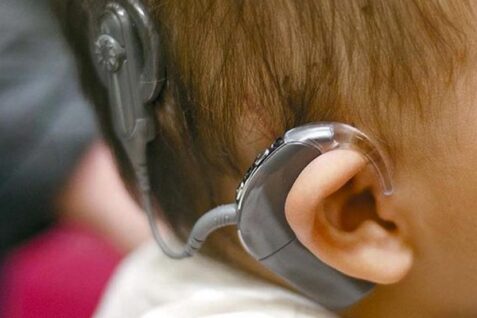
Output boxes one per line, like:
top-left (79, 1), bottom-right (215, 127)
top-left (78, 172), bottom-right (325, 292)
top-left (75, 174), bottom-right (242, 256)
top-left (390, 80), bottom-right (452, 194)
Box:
top-left (92, 0), bottom-right (393, 310)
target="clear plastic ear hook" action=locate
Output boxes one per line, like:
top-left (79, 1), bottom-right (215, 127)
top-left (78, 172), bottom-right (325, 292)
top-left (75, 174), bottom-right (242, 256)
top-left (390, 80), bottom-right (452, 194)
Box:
top-left (283, 122), bottom-right (394, 196)
top-left (333, 123), bottom-right (393, 195)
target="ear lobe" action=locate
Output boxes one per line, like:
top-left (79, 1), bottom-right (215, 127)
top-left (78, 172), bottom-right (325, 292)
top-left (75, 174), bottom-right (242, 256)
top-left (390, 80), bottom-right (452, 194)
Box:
top-left (285, 149), bottom-right (413, 285)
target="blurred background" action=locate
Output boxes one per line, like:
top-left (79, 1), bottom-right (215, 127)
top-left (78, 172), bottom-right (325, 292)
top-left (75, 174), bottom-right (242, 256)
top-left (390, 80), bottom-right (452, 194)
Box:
top-left (0, 0), bottom-right (151, 317)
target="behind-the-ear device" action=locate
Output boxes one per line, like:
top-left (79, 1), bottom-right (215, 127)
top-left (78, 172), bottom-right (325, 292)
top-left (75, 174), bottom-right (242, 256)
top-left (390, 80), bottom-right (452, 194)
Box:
top-left (93, 0), bottom-right (163, 186)
top-left (92, 0), bottom-right (394, 310)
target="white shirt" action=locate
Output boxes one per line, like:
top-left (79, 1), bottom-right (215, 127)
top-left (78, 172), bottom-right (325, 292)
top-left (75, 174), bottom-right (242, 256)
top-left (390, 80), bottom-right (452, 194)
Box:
top-left (94, 242), bottom-right (338, 318)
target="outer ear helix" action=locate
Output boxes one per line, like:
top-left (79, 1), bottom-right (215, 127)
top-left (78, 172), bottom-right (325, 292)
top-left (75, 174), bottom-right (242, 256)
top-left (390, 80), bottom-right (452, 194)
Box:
top-left (285, 148), bottom-right (412, 283)
top-left (283, 125), bottom-right (412, 285)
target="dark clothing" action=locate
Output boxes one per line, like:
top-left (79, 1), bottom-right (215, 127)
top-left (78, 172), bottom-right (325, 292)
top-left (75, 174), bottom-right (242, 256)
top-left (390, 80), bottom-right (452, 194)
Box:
top-left (0, 0), bottom-right (97, 256)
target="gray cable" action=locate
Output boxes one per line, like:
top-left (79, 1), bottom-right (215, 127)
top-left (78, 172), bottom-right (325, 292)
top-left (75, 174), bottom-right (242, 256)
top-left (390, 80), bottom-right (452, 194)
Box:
top-left (139, 168), bottom-right (238, 259)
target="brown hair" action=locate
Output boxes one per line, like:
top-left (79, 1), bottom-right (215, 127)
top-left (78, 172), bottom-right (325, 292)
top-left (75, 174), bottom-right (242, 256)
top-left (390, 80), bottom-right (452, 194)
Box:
top-left (53, 0), bottom-right (475, 275)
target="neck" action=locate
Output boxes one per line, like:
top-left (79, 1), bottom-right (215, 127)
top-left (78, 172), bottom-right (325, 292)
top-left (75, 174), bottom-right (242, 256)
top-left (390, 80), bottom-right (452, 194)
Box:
top-left (340, 272), bottom-right (458, 318)
top-left (340, 285), bottom-right (430, 318)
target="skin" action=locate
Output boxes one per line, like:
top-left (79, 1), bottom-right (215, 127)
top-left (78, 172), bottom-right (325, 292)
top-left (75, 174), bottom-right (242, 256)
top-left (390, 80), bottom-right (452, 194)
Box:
top-left (57, 141), bottom-right (150, 253)
top-left (213, 63), bottom-right (477, 317)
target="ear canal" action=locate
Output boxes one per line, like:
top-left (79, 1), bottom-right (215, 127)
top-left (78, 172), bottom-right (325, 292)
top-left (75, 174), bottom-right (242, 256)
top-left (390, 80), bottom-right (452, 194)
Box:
top-left (285, 149), bottom-right (413, 285)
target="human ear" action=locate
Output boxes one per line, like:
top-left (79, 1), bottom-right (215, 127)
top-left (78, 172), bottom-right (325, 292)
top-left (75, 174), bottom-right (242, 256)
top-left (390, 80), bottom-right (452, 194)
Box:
top-left (284, 149), bottom-right (413, 284)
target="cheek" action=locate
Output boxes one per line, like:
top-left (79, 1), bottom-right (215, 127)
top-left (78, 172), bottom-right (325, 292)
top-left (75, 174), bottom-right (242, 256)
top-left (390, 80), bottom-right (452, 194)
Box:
top-left (397, 147), bottom-right (477, 298)
top-left (426, 91), bottom-right (477, 271)
top-left (422, 173), bottom-right (477, 262)
top-left (427, 136), bottom-right (477, 263)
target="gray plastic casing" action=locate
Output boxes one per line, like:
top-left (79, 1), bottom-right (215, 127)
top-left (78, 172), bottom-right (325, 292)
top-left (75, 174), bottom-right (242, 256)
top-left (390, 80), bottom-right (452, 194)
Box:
top-left (236, 124), bottom-right (375, 310)
top-left (93, 0), bottom-right (164, 180)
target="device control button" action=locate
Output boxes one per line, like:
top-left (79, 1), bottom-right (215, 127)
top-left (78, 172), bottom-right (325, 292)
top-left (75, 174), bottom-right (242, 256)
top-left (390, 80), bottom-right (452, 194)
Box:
top-left (235, 181), bottom-right (245, 201)
top-left (254, 149), bottom-right (270, 166)
top-left (94, 34), bottom-right (126, 73)
top-left (244, 165), bottom-right (254, 179)
top-left (271, 137), bottom-right (284, 150)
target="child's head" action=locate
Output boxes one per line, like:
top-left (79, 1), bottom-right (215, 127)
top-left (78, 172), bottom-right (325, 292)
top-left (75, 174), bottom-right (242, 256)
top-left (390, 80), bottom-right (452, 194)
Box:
top-left (56, 0), bottom-right (477, 316)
